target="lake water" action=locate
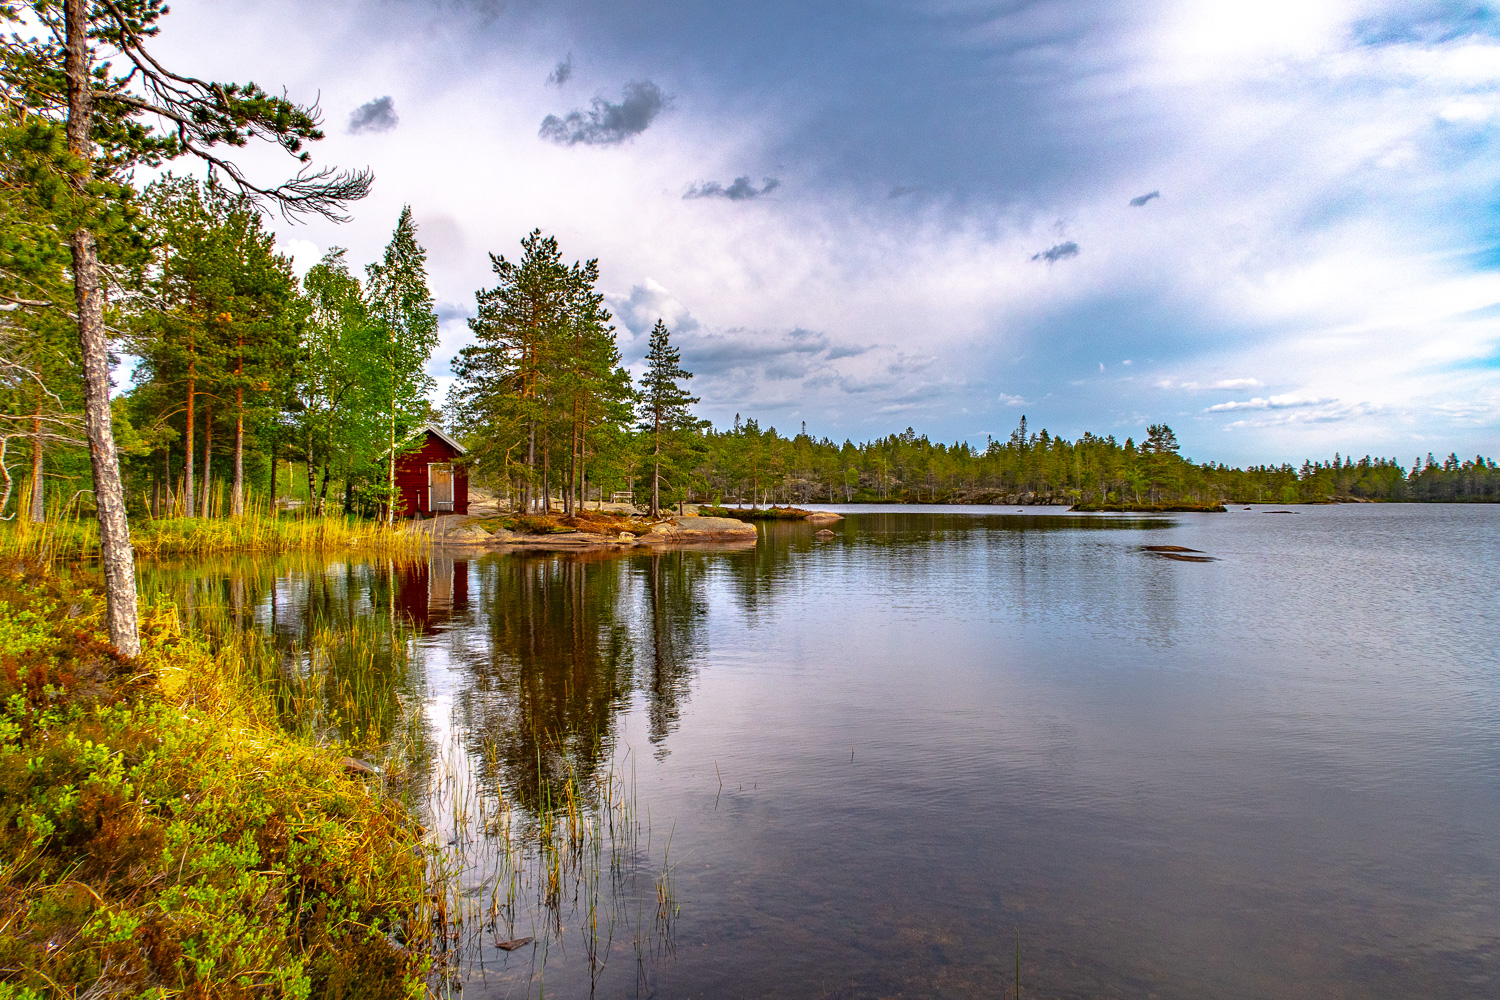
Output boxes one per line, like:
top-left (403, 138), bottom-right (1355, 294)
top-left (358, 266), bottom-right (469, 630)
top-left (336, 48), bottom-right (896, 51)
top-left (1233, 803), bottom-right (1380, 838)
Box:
top-left (142, 504), bottom-right (1500, 998)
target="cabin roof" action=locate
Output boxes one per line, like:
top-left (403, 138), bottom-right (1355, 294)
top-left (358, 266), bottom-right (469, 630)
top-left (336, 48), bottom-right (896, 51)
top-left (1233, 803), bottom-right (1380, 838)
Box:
top-left (388, 423), bottom-right (468, 458)
top-left (417, 423), bottom-right (468, 456)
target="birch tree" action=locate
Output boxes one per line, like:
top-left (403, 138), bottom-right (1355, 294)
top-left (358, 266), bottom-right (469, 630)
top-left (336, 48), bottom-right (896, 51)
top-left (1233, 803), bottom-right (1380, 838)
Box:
top-left (0, 0), bottom-right (369, 654)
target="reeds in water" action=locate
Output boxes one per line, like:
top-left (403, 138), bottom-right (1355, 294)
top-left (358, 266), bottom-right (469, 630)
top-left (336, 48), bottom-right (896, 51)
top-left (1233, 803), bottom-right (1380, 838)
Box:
top-left (0, 478), bottom-right (427, 561)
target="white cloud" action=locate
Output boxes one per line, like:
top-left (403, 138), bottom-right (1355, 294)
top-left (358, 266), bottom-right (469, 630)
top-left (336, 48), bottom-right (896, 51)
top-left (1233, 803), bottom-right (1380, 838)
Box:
top-left (276, 238), bottom-right (322, 279)
top-left (1208, 394), bottom-right (1335, 412)
top-left (145, 0), bottom-right (1500, 462)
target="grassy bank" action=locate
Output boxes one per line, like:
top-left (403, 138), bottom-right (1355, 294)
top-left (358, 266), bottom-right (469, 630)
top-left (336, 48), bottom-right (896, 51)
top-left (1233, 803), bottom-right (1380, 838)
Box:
top-left (0, 510), bottom-right (428, 562)
top-left (0, 562), bottom-right (434, 998)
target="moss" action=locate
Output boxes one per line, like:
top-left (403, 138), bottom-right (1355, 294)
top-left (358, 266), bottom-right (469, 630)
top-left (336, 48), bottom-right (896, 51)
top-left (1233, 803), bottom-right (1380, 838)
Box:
top-left (0, 562), bottom-right (431, 999)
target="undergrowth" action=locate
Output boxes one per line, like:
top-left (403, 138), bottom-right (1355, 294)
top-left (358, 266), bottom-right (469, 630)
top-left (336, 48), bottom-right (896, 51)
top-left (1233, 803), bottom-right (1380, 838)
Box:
top-left (0, 562), bottom-right (433, 999)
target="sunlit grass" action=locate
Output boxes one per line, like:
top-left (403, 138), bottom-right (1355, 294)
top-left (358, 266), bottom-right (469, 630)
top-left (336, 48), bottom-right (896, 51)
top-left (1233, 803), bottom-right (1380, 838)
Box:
top-left (0, 479), bottom-right (427, 560)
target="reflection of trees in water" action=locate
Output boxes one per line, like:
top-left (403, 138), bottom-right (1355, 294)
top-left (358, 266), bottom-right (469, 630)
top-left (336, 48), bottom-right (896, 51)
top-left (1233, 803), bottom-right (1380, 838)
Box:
top-left (141, 547), bottom-right (717, 819)
top-left (718, 523), bottom-right (807, 619)
top-left (458, 553), bottom-right (637, 813)
top-left (136, 555), bottom-right (428, 753)
top-left (454, 548), bottom-right (714, 809)
top-left (636, 550), bottom-right (710, 752)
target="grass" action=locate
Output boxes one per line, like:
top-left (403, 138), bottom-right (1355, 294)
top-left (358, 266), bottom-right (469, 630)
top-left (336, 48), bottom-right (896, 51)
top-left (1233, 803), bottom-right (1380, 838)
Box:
top-left (0, 560), bottom-right (436, 998)
top-left (0, 494), bottom-right (429, 562)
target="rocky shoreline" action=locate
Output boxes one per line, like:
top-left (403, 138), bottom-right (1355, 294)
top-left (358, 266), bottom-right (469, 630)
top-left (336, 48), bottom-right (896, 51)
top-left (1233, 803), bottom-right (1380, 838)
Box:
top-left (412, 513), bottom-right (760, 551)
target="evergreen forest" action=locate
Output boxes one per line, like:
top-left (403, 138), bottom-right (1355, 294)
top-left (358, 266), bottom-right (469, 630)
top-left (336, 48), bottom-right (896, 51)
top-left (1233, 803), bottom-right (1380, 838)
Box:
top-left (2, 9), bottom-right (1496, 524)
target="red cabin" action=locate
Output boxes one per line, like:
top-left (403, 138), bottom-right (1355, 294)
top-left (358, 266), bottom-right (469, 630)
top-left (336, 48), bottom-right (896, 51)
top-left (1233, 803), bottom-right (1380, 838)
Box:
top-left (395, 424), bottom-right (469, 517)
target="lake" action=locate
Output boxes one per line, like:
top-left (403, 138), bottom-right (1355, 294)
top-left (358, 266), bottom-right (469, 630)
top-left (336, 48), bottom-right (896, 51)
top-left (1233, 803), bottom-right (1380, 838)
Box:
top-left (141, 504), bottom-right (1500, 999)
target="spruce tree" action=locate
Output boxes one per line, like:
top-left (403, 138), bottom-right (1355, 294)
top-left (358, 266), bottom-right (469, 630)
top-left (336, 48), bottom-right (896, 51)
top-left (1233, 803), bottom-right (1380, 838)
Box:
top-left (365, 207), bottom-right (438, 522)
top-left (637, 319), bottom-right (697, 517)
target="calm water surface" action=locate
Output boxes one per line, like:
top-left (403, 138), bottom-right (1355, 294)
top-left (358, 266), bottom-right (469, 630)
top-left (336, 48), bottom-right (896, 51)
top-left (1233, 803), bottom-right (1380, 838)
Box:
top-left (143, 505), bottom-right (1500, 999)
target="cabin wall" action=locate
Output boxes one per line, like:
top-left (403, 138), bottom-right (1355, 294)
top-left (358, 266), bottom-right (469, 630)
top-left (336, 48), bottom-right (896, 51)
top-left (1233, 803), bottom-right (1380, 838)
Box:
top-left (394, 434), bottom-right (469, 516)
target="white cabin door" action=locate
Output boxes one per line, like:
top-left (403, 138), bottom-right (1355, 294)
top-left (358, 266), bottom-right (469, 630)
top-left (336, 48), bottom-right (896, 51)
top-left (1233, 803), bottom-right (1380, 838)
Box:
top-left (429, 464), bottom-right (455, 512)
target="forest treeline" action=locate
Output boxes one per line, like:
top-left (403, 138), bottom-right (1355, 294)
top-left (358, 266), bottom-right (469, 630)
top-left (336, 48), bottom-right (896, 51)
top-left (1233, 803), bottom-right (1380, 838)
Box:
top-left (2, 18), bottom-right (1496, 522)
top-left (3, 172), bottom-right (1497, 518)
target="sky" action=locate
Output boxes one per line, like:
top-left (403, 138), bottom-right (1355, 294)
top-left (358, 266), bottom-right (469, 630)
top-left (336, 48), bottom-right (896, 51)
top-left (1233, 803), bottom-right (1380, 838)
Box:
top-left (144, 0), bottom-right (1500, 465)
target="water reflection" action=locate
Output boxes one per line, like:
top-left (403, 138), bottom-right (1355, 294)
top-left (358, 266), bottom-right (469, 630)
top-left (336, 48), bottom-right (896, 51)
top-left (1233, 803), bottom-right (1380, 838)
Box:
top-left (133, 506), bottom-right (1500, 999)
top-left (396, 555), bottom-right (469, 633)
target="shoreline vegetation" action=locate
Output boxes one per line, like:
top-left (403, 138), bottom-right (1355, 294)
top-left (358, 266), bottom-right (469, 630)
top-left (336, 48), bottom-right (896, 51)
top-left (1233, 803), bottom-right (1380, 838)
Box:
top-left (1069, 501), bottom-right (1229, 513)
top-left (0, 498), bottom-right (430, 563)
top-left (695, 504), bottom-right (842, 521)
top-left (0, 561), bottom-right (434, 997)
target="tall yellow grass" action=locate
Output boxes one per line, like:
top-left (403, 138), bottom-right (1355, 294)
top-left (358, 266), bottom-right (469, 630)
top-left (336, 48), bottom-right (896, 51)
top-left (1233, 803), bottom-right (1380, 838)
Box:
top-left (0, 476), bottom-right (427, 560)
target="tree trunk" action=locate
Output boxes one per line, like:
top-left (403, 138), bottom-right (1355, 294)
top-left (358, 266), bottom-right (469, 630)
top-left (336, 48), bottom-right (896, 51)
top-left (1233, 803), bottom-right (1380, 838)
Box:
top-left (651, 410), bottom-right (661, 518)
top-left (184, 367), bottom-right (195, 517)
top-left (71, 230), bottom-right (139, 655)
top-left (267, 436), bottom-right (277, 513)
top-left (319, 461), bottom-right (331, 513)
top-left (29, 409), bottom-right (43, 523)
top-left (387, 413), bottom-right (396, 524)
top-left (65, 0), bottom-right (138, 656)
top-left (200, 404), bottom-right (212, 518)
top-left (232, 383), bottom-right (244, 517)
top-left (566, 417), bottom-right (576, 516)
top-left (526, 418), bottom-right (536, 513)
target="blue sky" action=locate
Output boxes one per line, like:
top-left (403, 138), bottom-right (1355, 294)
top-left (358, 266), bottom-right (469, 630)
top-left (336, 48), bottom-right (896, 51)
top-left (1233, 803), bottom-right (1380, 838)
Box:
top-left (155, 0), bottom-right (1500, 465)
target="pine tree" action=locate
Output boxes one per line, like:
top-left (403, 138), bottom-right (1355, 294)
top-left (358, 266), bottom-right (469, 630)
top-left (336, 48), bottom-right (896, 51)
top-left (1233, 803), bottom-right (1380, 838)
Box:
top-left (557, 257), bottom-right (634, 513)
top-left (638, 320), bottom-right (697, 517)
top-left (452, 230), bottom-right (569, 513)
top-left (130, 177), bottom-right (296, 518)
top-left (1, 0), bottom-right (369, 654)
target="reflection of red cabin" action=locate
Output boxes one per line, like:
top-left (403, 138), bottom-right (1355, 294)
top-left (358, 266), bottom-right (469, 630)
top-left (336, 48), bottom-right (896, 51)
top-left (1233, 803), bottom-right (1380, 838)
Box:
top-left (395, 424), bottom-right (469, 517)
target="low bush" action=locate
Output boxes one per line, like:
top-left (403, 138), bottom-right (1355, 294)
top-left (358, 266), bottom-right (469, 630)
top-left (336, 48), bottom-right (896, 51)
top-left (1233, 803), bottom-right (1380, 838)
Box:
top-left (0, 563), bottom-right (432, 998)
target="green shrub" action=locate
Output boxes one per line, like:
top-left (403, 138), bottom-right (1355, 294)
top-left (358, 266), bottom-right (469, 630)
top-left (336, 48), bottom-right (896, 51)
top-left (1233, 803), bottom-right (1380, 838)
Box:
top-left (0, 563), bottom-right (431, 999)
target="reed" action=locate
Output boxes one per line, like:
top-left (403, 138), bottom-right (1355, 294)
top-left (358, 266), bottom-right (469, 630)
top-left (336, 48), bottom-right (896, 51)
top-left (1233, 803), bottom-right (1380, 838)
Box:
top-left (0, 483), bottom-right (427, 561)
top-left (126, 556), bottom-right (684, 995)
